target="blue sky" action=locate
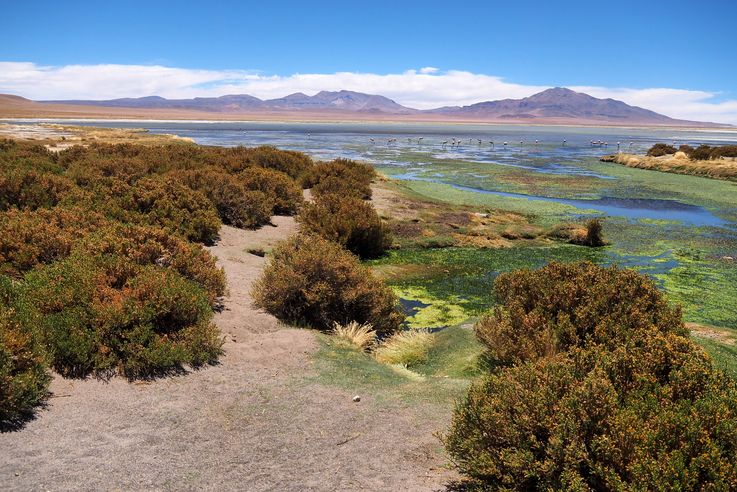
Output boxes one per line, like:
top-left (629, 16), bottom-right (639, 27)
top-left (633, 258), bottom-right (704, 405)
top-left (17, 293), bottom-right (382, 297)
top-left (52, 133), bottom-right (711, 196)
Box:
top-left (2, 0), bottom-right (737, 122)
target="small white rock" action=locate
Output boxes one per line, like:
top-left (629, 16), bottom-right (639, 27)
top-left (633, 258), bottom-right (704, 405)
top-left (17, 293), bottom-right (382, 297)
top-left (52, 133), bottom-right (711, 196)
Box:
top-left (352, 395), bottom-right (361, 402)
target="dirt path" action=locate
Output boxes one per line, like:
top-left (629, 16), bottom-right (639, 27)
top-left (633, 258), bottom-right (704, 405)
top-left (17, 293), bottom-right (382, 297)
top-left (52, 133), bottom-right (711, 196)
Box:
top-left (0, 216), bottom-right (454, 491)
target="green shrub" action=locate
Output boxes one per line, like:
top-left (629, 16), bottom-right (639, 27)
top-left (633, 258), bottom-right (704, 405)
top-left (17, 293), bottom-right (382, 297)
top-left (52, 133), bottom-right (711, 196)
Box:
top-left (172, 168), bottom-right (272, 229)
top-left (0, 207), bottom-right (109, 277)
top-left (251, 234), bottom-right (404, 336)
top-left (245, 145), bottom-right (314, 181)
top-left (646, 143), bottom-right (677, 157)
top-left (118, 175), bottom-right (221, 243)
top-left (304, 159), bottom-right (375, 199)
top-left (446, 262), bottom-right (737, 490)
top-left (690, 145), bottom-right (715, 160)
top-left (0, 276), bottom-right (50, 427)
top-left (79, 224), bottom-right (226, 304)
top-left (239, 166), bottom-right (303, 215)
top-left (0, 168), bottom-right (78, 211)
top-left (298, 194), bottom-right (392, 259)
top-left (445, 342), bottom-right (737, 490)
top-left (475, 261), bottom-right (684, 367)
top-left (24, 254), bottom-right (222, 379)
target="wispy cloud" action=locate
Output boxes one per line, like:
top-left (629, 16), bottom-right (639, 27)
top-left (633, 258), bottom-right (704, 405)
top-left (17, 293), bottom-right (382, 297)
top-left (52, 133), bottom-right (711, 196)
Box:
top-left (1, 62), bottom-right (736, 124)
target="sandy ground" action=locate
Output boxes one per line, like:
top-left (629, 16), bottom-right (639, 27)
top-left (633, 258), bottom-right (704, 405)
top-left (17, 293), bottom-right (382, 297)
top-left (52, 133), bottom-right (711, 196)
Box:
top-left (0, 216), bottom-right (455, 491)
top-left (0, 122), bottom-right (193, 150)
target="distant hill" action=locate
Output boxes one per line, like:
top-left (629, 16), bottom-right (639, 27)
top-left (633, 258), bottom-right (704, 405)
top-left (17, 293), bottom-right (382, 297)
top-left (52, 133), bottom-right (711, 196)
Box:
top-left (45, 90), bottom-right (417, 114)
top-left (0, 88), bottom-right (729, 127)
top-left (428, 87), bottom-right (710, 126)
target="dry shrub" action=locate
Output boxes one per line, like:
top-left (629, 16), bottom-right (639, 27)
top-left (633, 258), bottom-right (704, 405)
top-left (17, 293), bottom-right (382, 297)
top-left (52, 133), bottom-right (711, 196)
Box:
top-left (304, 159), bottom-right (375, 199)
top-left (251, 234), bottom-right (404, 336)
top-left (332, 321), bottom-right (376, 351)
top-left (0, 276), bottom-right (50, 427)
top-left (239, 166), bottom-right (304, 215)
top-left (298, 194), bottom-right (392, 259)
top-left (374, 329), bottom-right (434, 367)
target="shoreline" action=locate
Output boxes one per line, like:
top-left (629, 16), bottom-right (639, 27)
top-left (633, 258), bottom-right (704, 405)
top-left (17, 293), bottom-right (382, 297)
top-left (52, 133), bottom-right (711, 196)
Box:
top-left (2, 116), bottom-right (736, 133)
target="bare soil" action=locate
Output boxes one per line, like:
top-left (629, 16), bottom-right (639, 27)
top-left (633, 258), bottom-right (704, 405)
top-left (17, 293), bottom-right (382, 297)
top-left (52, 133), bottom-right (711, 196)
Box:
top-left (0, 216), bottom-right (455, 491)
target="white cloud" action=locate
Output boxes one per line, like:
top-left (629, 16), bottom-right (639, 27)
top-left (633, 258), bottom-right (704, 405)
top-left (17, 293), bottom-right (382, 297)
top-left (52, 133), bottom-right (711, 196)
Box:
top-left (1, 61), bottom-right (736, 124)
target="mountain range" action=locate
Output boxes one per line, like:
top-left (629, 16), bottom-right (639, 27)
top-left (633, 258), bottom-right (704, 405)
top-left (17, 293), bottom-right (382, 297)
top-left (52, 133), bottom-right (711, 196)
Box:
top-left (0, 88), bottom-right (728, 127)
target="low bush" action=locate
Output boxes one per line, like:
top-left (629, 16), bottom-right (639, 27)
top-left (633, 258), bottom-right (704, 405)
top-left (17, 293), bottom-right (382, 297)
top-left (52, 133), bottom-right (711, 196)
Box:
top-left (646, 143), bottom-right (677, 157)
top-left (0, 168), bottom-right (78, 211)
top-left (118, 175), bottom-right (221, 243)
top-left (0, 207), bottom-right (109, 277)
top-left (251, 234), bottom-right (404, 336)
top-left (374, 329), bottom-right (434, 367)
top-left (579, 218), bottom-right (604, 246)
top-left (445, 341), bottom-right (737, 490)
top-left (684, 144), bottom-right (737, 161)
top-left (298, 194), bottom-right (392, 259)
top-left (239, 166), bottom-right (303, 215)
top-left (446, 262), bottom-right (737, 489)
top-left (80, 224), bottom-right (226, 304)
top-left (475, 261), bottom-right (683, 367)
top-left (0, 276), bottom-right (50, 427)
top-left (23, 254), bottom-right (222, 379)
top-left (304, 159), bottom-right (375, 199)
top-left (172, 168), bottom-right (272, 229)
top-left (245, 145), bottom-right (314, 181)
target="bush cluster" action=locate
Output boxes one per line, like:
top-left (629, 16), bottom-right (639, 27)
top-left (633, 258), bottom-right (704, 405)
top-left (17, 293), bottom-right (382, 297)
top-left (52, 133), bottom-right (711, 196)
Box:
top-left (303, 158), bottom-right (376, 199)
top-left (0, 277), bottom-right (50, 428)
top-left (24, 253), bottom-right (222, 379)
top-left (0, 139), bottom-right (315, 419)
top-left (647, 142), bottom-right (737, 161)
top-left (251, 234), bottom-right (403, 336)
top-left (445, 262), bottom-right (737, 490)
top-left (646, 143), bottom-right (677, 157)
top-left (239, 166), bottom-right (304, 215)
top-left (298, 194), bottom-right (392, 259)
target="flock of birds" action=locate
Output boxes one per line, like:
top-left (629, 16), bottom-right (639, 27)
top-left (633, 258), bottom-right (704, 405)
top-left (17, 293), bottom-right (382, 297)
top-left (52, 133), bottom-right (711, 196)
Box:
top-left (262, 131), bottom-right (643, 151)
top-left (362, 136), bottom-right (638, 151)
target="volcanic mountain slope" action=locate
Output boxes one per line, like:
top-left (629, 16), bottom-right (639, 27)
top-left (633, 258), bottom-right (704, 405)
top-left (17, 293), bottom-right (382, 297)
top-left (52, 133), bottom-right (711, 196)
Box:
top-left (1, 88), bottom-right (728, 126)
top-left (45, 90), bottom-right (416, 114)
top-left (430, 87), bottom-right (695, 125)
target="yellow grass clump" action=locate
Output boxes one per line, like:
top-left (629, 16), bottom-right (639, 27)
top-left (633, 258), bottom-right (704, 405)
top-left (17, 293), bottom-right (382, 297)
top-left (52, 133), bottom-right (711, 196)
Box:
top-left (374, 329), bottom-right (435, 367)
top-left (332, 321), bottom-right (376, 351)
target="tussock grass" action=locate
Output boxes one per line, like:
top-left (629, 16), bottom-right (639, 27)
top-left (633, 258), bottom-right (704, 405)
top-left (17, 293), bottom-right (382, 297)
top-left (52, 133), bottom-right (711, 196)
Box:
top-left (374, 329), bottom-right (435, 367)
top-left (332, 321), bottom-right (376, 351)
top-left (604, 153), bottom-right (737, 182)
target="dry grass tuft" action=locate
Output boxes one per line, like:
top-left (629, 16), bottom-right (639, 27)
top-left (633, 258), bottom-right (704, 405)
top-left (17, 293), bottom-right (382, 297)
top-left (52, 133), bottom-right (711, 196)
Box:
top-left (374, 329), bottom-right (435, 367)
top-left (332, 321), bottom-right (376, 351)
